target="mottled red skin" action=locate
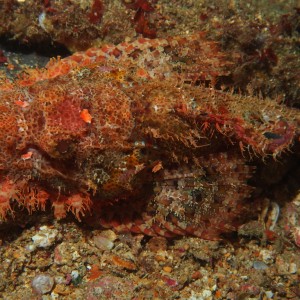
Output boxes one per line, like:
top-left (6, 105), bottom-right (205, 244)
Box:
top-left (0, 33), bottom-right (299, 240)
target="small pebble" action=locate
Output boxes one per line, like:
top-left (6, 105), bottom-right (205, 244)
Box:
top-left (200, 289), bottom-right (212, 299)
top-left (93, 230), bottom-right (116, 250)
top-left (259, 249), bottom-right (274, 263)
top-left (31, 225), bottom-right (58, 248)
top-left (32, 274), bottom-right (54, 295)
top-left (289, 262), bottom-right (297, 274)
top-left (147, 236), bottom-right (168, 252)
top-left (94, 235), bottom-right (114, 250)
top-left (71, 270), bottom-right (79, 281)
top-left (265, 290), bottom-right (274, 299)
top-left (71, 270), bottom-right (82, 286)
top-left (253, 260), bottom-right (269, 270)
top-left (163, 266), bottom-right (172, 273)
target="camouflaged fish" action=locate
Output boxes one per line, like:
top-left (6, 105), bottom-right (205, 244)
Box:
top-left (0, 32), bottom-right (299, 240)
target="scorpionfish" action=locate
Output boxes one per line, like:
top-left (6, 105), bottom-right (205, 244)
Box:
top-left (0, 32), bottom-right (299, 240)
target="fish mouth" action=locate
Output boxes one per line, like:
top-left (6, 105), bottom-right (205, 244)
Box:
top-left (17, 146), bottom-right (84, 194)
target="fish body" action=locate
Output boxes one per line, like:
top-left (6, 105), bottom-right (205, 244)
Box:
top-left (0, 33), bottom-right (298, 239)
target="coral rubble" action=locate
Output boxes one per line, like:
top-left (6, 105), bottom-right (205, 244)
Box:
top-left (0, 32), bottom-right (299, 240)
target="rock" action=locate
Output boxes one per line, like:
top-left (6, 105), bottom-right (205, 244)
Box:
top-left (31, 225), bottom-right (58, 248)
top-left (32, 273), bottom-right (54, 295)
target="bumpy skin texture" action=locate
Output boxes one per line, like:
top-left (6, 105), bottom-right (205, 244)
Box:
top-left (0, 33), bottom-right (299, 240)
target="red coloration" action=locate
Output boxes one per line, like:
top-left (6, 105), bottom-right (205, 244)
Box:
top-left (0, 33), bottom-right (299, 240)
top-left (15, 184), bottom-right (49, 215)
top-left (111, 255), bottom-right (136, 270)
top-left (135, 0), bottom-right (154, 12)
top-left (52, 201), bottom-right (67, 220)
top-left (136, 67), bottom-right (149, 79)
top-left (294, 228), bottom-right (300, 247)
top-left (240, 284), bottom-right (260, 295)
top-left (15, 100), bottom-right (29, 108)
top-left (125, 0), bottom-right (156, 38)
top-left (0, 179), bottom-right (16, 220)
top-left (134, 9), bottom-right (156, 38)
top-left (88, 264), bottom-right (102, 281)
top-left (88, 0), bottom-right (104, 24)
top-left (162, 276), bottom-right (178, 288)
top-left (21, 151), bottom-right (33, 160)
top-left (123, 0), bottom-right (154, 12)
top-left (265, 229), bottom-right (278, 241)
top-left (0, 50), bottom-right (7, 64)
top-left (199, 13), bottom-right (208, 22)
top-left (260, 47), bottom-right (278, 65)
top-left (80, 109), bottom-right (92, 123)
top-left (66, 194), bottom-right (92, 222)
top-left (43, 0), bottom-right (57, 13)
top-left (35, 190), bottom-right (49, 211)
top-left (43, 0), bottom-right (51, 7)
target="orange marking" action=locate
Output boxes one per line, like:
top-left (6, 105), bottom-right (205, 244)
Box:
top-left (152, 161), bottom-right (163, 173)
top-left (7, 64), bottom-right (15, 71)
top-left (87, 264), bottom-right (102, 281)
top-left (136, 68), bottom-right (149, 79)
top-left (215, 122), bottom-right (223, 134)
top-left (15, 100), bottom-right (29, 108)
top-left (21, 151), bottom-right (33, 160)
top-left (201, 121), bottom-right (210, 132)
top-left (111, 255), bottom-right (137, 270)
top-left (80, 109), bottom-right (92, 123)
